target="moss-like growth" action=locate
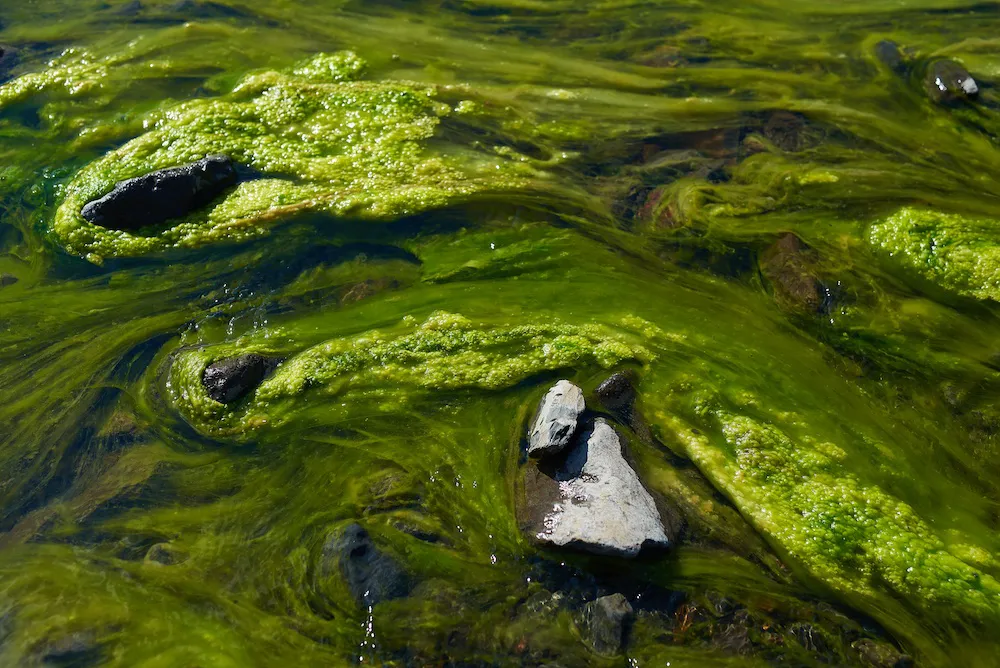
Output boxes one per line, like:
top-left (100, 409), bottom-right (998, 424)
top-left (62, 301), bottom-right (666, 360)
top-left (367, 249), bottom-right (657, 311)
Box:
top-left (653, 385), bottom-right (1000, 627)
top-left (48, 52), bottom-right (544, 262)
top-left (169, 311), bottom-right (651, 436)
top-left (870, 207), bottom-right (1000, 301)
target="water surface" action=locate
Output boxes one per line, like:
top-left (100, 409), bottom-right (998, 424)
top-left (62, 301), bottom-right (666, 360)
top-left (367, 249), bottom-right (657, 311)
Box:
top-left (2, 1), bottom-right (1000, 666)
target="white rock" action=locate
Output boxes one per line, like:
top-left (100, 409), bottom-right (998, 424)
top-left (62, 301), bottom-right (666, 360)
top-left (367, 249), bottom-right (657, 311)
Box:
top-left (535, 419), bottom-right (668, 557)
top-left (528, 380), bottom-right (584, 457)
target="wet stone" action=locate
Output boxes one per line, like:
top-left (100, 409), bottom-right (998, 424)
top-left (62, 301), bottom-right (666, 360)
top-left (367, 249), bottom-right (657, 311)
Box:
top-left (202, 353), bottom-right (282, 404)
top-left (925, 59), bottom-right (979, 104)
top-left (595, 371), bottom-right (637, 414)
top-left (323, 523), bottom-right (410, 608)
top-left (528, 380), bottom-right (585, 457)
top-left (80, 155), bottom-right (238, 231)
top-left (581, 593), bottom-right (633, 655)
top-left (523, 418), bottom-right (669, 557)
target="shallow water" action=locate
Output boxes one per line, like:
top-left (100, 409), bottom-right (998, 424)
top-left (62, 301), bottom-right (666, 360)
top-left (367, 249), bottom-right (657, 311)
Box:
top-left (2, 1), bottom-right (1000, 666)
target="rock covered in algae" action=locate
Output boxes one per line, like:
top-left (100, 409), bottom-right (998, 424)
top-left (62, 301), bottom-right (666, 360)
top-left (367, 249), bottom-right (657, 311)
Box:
top-left (656, 387), bottom-right (1000, 623)
top-left (46, 51), bottom-right (541, 262)
top-left (869, 207), bottom-right (1000, 301)
top-left (168, 312), bottom-right (651, 436)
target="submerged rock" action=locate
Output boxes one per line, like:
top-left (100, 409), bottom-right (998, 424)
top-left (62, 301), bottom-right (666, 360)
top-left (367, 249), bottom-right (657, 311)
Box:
top-left (759, 233), bottom-right (831, 313)
top-left (852, 639), bottom-right (913, 668)
top-left (924, 59), bottom-right (978, 103)
top-left (145, 542), bottom-right (187, 566)
top-left (874, 40), bottom-right (905, 73)
top-left (30, 630), bottom-right (102, 666)
top-left (80, 155), bottom-right (237, 231)
top-left (0, 273), bottom-right (17, 288)
top-left (580, 593), bottom-right (633, 655)
top-left (524, 418), bottom-right (669, 557)
top-left (323, 523), bottom-right (410, 607)
top-left (202, 353), bottom-right (282, 404)
top-left (528, 380), bottom-right (585, 457)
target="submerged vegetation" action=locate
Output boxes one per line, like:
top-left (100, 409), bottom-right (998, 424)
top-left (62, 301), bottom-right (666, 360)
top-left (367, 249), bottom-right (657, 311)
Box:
top-left (2, 0), bottom-right (1000, 666)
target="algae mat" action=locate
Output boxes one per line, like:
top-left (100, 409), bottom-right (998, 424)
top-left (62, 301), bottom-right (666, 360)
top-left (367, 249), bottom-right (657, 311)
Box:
top-left (2, 0), bottom-right (1000, 666)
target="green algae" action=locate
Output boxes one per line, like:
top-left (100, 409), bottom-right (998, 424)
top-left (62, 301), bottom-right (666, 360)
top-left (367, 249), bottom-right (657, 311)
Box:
top-left (168, 311), bottom-right (651, 436)
top-left (44, 51), bottom-right (547, 262)
top-left (3, 0), bottom-right (1000, 666)
top-left (870, 207), bottom-right (1000, 301)
top-left (654, 389), bottom-right (1000, 621)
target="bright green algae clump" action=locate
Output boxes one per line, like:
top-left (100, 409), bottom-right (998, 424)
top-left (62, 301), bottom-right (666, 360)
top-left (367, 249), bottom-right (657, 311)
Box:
top-left (870, 207), bottom-right (1000, 301)
top-left (47, 51), bottom-right (540, 262)
top-left (169, 311), bottom-right (651, 435)
top-left (653, 385), bottom-right (1000, 624)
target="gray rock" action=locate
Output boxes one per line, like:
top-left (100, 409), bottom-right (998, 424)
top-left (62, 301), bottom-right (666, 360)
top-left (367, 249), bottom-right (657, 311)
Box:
top-left (528, 380), bottom-right (584, 457)
top-left (526, 419), bottom-right (669, 557)
top-left (581, 593), bottom-right (633, 655)
top-left (925, 59), bottom-right (978, 104)
top-left (323, 523), bottom-right (410, 608)
top-left (80, 155), bottom-right (237, 231)
top-left (202, 353), bottom-right (282, 404)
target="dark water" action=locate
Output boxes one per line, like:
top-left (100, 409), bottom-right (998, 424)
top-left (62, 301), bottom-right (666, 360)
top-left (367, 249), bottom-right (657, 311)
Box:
top-left (2, 1), bottom-right (1000, 666)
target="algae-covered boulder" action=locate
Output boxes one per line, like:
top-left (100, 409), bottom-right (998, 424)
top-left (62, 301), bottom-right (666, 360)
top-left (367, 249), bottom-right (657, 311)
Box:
top-left (653, 384), bottom-right (1000, 627)
top-left (869, 207), bottom-right (1000, 301)
top-left (167, 312), bottom-right (652, 437)
top-left (48, 52), bottom-right (544, 262)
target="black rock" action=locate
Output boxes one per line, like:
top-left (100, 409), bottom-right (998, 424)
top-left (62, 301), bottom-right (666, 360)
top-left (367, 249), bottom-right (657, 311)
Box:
top-left (323, 523), bottom-right (410, 608)
top-left (80, 155), bottom-right (237, 231)
top-left (595, 371), bottom-right (637, 414)
top-left (201, 353), bottom-right (282, 404)
top-left (0, 273), bottom-right (17, 288)
top-left (925, 59), bottom-right (979, 104)
top-left (581, 593), bottom-right (633, 655)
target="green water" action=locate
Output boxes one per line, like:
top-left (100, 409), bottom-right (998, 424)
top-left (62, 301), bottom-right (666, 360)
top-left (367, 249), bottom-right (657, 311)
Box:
top-left (2, 0), bottom-right (1000, 665)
